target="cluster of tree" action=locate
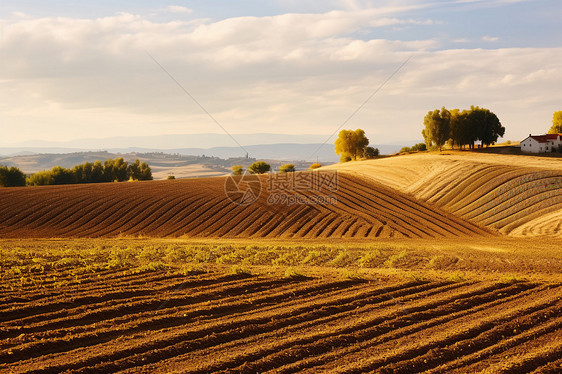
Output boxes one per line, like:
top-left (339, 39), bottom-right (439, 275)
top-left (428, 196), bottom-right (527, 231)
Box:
top-left (548, 111), bottom-right (562, 134)
top-left (422, 106), bottom-right (505, 151)
top-left (334, 129), bottom-right (379, 162)
top-left (232, 161), bottom-right (324, 175)
top-left (27, 158), bottom-right (152, 186)
top-left (0, 166), bottom-right (27, 187)
top-left (231, 162), bottom-right (271, 175)
top-left (400, 143), bottom-right (427, 153)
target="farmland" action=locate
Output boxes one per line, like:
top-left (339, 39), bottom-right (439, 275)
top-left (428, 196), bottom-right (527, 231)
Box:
top-left (0, 171), bottom-right (491, 239)
top-left (1, 238), bottom-right (562, 373)
top-left (329, 152), bottom-right (562, 238)
top-left (1, 152), bottom-right (561, 373)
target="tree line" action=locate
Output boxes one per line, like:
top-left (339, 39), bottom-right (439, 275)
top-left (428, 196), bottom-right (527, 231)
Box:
top-left (0, 158), bottom-right (152, 187)
top-left (422, 106), bottom-right (505, 151)
top-left (231, 161), bottom-right (323, 175)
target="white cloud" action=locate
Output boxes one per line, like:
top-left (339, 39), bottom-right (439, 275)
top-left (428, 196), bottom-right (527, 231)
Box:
top-left (482, 35), bottom-right (500, 42)
top-left (0, 7), bottom-right (560, 145)
top-left (167, 5), bottom-right (193, 14)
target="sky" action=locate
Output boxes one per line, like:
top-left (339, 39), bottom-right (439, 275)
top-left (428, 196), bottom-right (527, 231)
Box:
top-left (1, 0), bottom-right (561, 147)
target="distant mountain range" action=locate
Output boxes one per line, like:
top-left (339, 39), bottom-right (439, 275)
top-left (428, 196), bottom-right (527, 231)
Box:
top-left (1, 133), bottom-right (333, 150)
top-left (0, 143), bottom-right (404, 165)
top-left (0, 133), bottom-right (415, 161)
top-left (0, 134), bottom-right (418, 178)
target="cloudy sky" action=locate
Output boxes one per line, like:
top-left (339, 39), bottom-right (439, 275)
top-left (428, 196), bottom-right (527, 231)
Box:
top-left (1, 0), bottom-right (560, 147)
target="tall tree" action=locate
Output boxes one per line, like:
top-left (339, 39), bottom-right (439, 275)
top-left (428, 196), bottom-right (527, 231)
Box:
top-left (334, 129), bottom-right (369, 161)
top-left (548, 111), bottom-right (562, 134)
top-left (423, 108), bottom-right (450, 151)
top-left (468, 106), bottom-right (505, 147)
top-left (449, 109), bottom-right (474, 149)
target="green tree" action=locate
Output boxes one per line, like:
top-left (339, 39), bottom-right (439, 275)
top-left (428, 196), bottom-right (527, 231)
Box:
top-left (248, 161), bottom-right (271, 174)
top-left (91, 161), bottom-right (104, 183)
top-left (0, 166), bottom-right (26, 187)
top-left (423, 108), bottom-right (451, 151)
top-left (104, 158), bottom-right (128, 182)
top-left (127, 159), bottom-right (153, 181)
top-left (27, 170), bottom-right (54, 186)
top-left (127, 160), bottom-right (141, 181)
top-left (279, 164), bottom-right (295, 173)
top-left (50, 166), bottom-right (75, 185)
top-left (364, 146), bottom-right (379, 159)
top-left (411, 143), bottom-right (426, 152)
top-left (449, 109), bottom-right (474, 150)
top-left (335, 129), bottom-right (369, 161)
top-left (548, 111), bottom-right (562, 134)
top-left (138, 161), bottom-right (152, 181)
top-left (468, 106), bottom-right (505, 147)
top-left (231, 165), bottom-right (244, 175)
top-left (309, 162), bottom-right (322, 169)
top-left (73, 162), bottom-right (94, 183)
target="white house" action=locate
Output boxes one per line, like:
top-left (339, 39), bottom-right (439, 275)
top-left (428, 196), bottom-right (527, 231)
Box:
top-left (520, 134), bottom-right (562, 153)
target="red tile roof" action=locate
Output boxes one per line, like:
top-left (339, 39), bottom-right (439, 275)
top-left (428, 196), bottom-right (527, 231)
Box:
top-left (529, 134), bottom-right (562, 143)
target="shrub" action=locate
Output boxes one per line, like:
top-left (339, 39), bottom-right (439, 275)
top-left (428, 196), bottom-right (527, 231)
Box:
top-left (167, 175), bottom-right (176, 180)
top-left (231, 165), bottom-right (244, 175)
top-left (401, 143), bottom-right (426, 153)
top-left (364, 147), bottom-right (379, 159)
top-left (279, 164), bottom-right (295, 173)
top-left (309, 162), bottom-right (322, 169)
top-left (248, 161), bottom-right (271, 174)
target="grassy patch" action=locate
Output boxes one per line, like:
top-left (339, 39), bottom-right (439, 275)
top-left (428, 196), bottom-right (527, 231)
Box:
top-left (1, 238), bottom-right (560, 287)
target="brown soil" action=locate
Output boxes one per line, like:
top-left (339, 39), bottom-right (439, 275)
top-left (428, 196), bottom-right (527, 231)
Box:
top-left (0, 172), bottom-right (492, 239)
top-left (1, 269), bottom-right (560, 373)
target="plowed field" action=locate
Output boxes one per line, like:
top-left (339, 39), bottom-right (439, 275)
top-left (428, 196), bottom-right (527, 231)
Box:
top-left (0, 172), bottom-right (491, 239)
top-left (2, 153), bottom-right (561, 373)
top-left (331, 152), bottom-right (562, 237)
top-left (1, 266), bottom-right (561, 374)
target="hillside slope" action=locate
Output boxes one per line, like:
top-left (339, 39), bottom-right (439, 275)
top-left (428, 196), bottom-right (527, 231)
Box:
top-left (330, 152), bottom-right (562, 237)
top-left (0, 172), bottom-right (490, 239)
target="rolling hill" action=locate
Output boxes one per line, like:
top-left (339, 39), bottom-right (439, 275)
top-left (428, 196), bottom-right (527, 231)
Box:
top-left (329, 152), bottom-right (562, 238)
top-left (0, 171), bottom-right (490, 239)
top-left (1, 151), bottom-right (561, 239)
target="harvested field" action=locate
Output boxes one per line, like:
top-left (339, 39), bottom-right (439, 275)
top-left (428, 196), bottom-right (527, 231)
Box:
top-left (0, 172), bottom-right (491, 239)
top-left (330, 152), bottom-right (562, 237)
top-left (1, 260), bottom-right (561, 374)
